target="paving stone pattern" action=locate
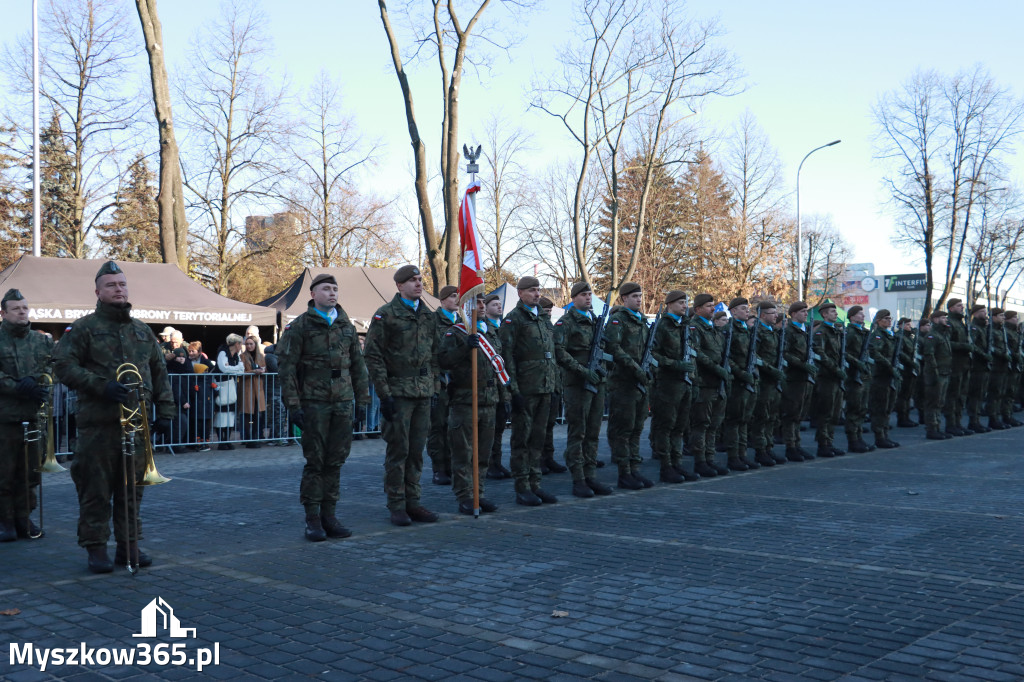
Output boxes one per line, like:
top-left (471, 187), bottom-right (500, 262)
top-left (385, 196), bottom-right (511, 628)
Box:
top-left (2, 420), bottom-right (1023, 680)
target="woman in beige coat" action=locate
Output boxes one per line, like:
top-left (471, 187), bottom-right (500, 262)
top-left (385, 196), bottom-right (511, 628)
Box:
top-left (240, 336), bottom-right (268, 448)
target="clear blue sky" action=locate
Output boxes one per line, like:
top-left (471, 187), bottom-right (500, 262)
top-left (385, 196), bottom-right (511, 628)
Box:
top-left (4, 0), bottom-right (1023, 277)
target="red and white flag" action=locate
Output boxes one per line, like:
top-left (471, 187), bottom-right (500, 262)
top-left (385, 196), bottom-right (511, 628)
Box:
top-left (457, 180), bottom-right (485, 305)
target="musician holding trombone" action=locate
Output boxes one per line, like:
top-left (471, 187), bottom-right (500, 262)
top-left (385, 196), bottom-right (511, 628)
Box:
top-left (0, 288), bottom-right (55, 542)
top-left (53, 261), bottom-right (175, 574)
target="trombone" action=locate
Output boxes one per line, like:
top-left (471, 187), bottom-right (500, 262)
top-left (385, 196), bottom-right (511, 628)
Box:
top-left (116, 363), bottom-right (170, 575)
top-left (21, 373), bottom-right (65, 539)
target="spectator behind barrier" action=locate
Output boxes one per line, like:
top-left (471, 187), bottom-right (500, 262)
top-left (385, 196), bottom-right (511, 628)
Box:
top-left (239, 336), bottom-right (267, 448)
top-left (213, 333), bottom-right (245, 450)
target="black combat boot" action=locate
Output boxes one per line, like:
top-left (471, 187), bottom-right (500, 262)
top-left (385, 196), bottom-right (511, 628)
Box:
top-left (14, 518), bottom-right (42, 539)
top-left (115, 542), bottom-right (153, 567)
top-left (816, 444), bottom-right (835, 458)
top-left (727, 457), bottom-right (749, 472)
top-left (896, 415), bottom-right (918, 428)
top-left (693, 461), bottom-right (718, 477)
top-left (742, 455), bottom-right (761, 469)
top-left (830, 446), bottom-right (846, 457)
top-left (988, 418), bottom-right (1009, 430)
top-left (968, 421), bottom-right (990, 434)
top-left (515, 488), bottom-right (543, 506)
top-left (630, 466), bottom-right (654, 488)
top-left (532, 488), bottom-right (558, 504)
top-left (432, 470), bottom-right (452, 485)
top-left (659, 464), bottom-right (683, 484)
top-left (407, 506), bottom-right (440, 522)
top-left (304, 514), bottom-right (327, 541)
top-left (320, 512), bottom-right (352, 538)
top-left (0, 520), bottom-right (16, 542)
top-left (572, 479), bottom-right (595, 497)
top-left (754, 449), bottom-right (776, 467)
top-left (848, 439), bottom-right (870, 453)
top-left (712, 461), bottom-right (730, 476)
top-left (926, 430), bottom-right (947, 440)
top-left (87, 545), bottom-right (114, 574)
top-left (784, 446), bottom-right (804, 462)
top-left (617, 466), bottom-right (643, 490)
top-left (585, 478), bottom-right (614, 495)
top-left (541, 456), bottom-right (568, 474)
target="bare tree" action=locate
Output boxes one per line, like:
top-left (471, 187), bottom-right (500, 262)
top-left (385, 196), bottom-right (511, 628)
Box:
top-left (135, 0), bottom-right (189, 270)
top-left (3, 0), bottom-right (143, 258)
top-left (799, 214), bottom-right (852, 306)
top-left (965, 184), bottom-right (1024, 305)
top-left (178, 0), bottom-right (289, 294)
top-left (875, 66), bottom-right (1024, 314)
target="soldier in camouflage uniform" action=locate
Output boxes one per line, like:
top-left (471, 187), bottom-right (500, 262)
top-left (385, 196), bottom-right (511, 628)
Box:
top-left (277, 273), bottom-right (370, 541)
top-left (554, 282), bottom-right (615, 498)
top-left (688, 293), bottom-right (731, 477)
top-left (483, 293), bottom-right (512, 479)
top-left (749, 301), bottom-right (785, 466)
top-left (894, 318), bottom-right (920, 428)
top-left (438, 295), bottom-right (505, 515)
top-left (811, 302), bottom-right (846, 458)
top-left (363, 265), bottom-right (440, 527)
top-left (0, 289), bottom-right (55, 542)
top-left (52, 262), bottom-right (175, 574)
top-left (779, 301), bottom-right (817, 462)
top-left (965, 304), bottom-right (993, 433)
top-left (985, 308), bottom-right (1011, 430)
top-left (843, 305), bottom-right (875, 453)
top-left (604, 282), bottom-right (654, 489)
top-left (919, 313), bottom-right (952, 439)
top-left (721, 297), bottom-right (761, 471)
top-left (539, 296), bottom-right (568, 475)
top-left (427, 285), bottom-right (460, 485)
top-left (499, 276), bottom-right (559, 506)
top-left (1003, 311), bottom-right (1023, 426)
top-left (868, 309), bottom-right (900, 448)
top-left (647, 290), bottom-right (699, 483)
top-left (943, 299), bottom-right (973, 435)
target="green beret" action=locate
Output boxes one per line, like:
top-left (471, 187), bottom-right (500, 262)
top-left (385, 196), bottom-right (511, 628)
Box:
top-left (570, 282), bottom-right (591, 298)
top-left (95, 260), bottom-right (124, 282)
top-left (875, 309), bottom-right (892, 320)
top-left (757, 300), bottom-right (777, 312)
top-left (847, 305), bottom-right (863, 318)
top-left (819, 301), bottom-right (837, 313)
top-left (438, 285), bottom-right (459, 300)
top-left (1, 288), bottom-right (25, 306)
top-left (665, 290), bottom-right (687, 305)
top-left (970, 304), bottom-right (986, 315)
top-left (991, 307), bottom-right (1004, 316)
top-left (394, 265), bottom-right (421, 283)
top-left (619, 282), bottom-right (641, 298)
top-left (728, 296), bottom-right (748, 310)
top-left (483, 293), bottom-right (500, 305)
top-left (930, 309), bottom-right (948, 320)
top-left (693, 293), bottom-right (714, 308)
top-left (539, 296), bottom-right (554, 310)
top-left (788, 301), bottom-right (808, 315)
top-left (1005, 310), bottom-right (1017, 320)
top-left (310, 273), bottom-right (337, 289)
top-left (517, 276), bottom-right (540, 290)
top-left (947, 298), bottom-right (962, 309)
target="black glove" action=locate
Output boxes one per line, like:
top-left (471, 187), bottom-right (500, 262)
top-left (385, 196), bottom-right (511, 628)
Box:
top-left (501, 401), bottom-right (511, 423)
top-left (103, 381), bottom-right (132, 404)
top-left (152, 418), bottom-right (172, 438)
top-left (15, 376), bottom-right (37, 396)
top-left (466, 334), bottom-right (480, 349)
top-left (511, 393), bottom-right (526, 413)
top-left (30, 386), bottom-right (48, 404)
top-left (805, 363), bottom-right (819, 377)
top-left (736, 370), bottom-right (754, 385)
top-left (714, 365), bottom-right (731, 381)
top-left (633, 363), bottom-right (649, 383)
top-left (290, 408), bottom-right (305, 431)
top-left (380, 396), bottom-right (397, 421)
top-left (583, 369), bottom-right (601, 385)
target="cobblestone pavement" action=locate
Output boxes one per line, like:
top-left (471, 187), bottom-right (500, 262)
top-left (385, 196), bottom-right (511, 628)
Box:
top-left (2, 418), bottom-right (1023, 681)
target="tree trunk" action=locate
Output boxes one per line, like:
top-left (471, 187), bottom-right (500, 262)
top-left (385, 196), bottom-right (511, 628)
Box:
top-left (136, 0), bottom-right (189, 270)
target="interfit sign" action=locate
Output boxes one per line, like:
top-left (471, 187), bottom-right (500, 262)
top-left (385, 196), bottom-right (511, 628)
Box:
top-left (883, 273), bottom-right (927, 292)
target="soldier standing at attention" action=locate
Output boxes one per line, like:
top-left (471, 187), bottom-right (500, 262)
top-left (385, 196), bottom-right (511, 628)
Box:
top-left (843, 305), bottom-right (875, 453)
top-left (648, 290), bottom-right (699, 483)
top-left (1002, 311), bottom-right (1023, 426)
top-left (868, 310), bottom-right (900, 448)
top-left (722, 297), bottom-right (760, 471)
top-left (539, 296), bottom-right (568, 475)
top-left (363, 265), bottom-right (440, 527)
top-left (894, 318), bottom-right (920, 428)
top-left (277, 273), bottom-right (369, 541)
top-left (0, 289), bottom-right (54, 542)
top-left (943, 299), bottom-right (973, 436)
top-left (53, 261), bottom-right (175, 573)
top-left (688, 293), bottom-right (731, 477)
top-left (554, 282), bottom-right (615, 498)
top-left (811, 302), bottom-right (846, 458)
top-left (604, 282), bottom-right (654, 489)
top-left (985, 308), bottom-right (1011, 430)
top-left (483, 293), bottom-right (512, 479)
top-left (428, 285), bottom-right (460, 485)
top-left (499, 276), bottom-right (559, 506)
top-left (779, 301), bottom-right (816, 462)
top-left (919, 313), bottom-right (952, 439)
top-left (438, 294), bottom-right (503, 515)
top-left (749, 301), bottom-right (785, 466)
top-left (965, 303), bottom-right (993, 434)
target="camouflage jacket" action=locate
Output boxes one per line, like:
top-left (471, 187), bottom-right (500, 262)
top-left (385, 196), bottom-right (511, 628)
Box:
top-left (689, 315), bottom-right (727, 389)
top-left (554, 306), bottom-right (606, 388)
top-left (947, 311), bottom-right (973, 360)
top-left (968, 319), bottom-right (993, 368)
top-left (650, 313), bottom-right (694, 382)
top-left (813, 321), bottom-right (845, 382)
top-left (52, 301), bottom-right (174, 427)
top-left (869, 328), bottom-right (897, 378)
top-left (438, 322), bottom-right (507, 406)
top-left (498, 301), bottom-right (557, 396)
top-left (899, 330), bottom-right (917, 375)
top-left (728, 318), bottom-right (756, 387)
top-left (434, 307), bottom-right (459, 386)
top-left (755, 320), bottom-right (783, 384)
top-left (1007, 324), bottom-right (1022, 371)
top-left (363, 294), bottom-right (439, 400)
top-left (0, 320), bottom-right (55, 423)
top-left (276, 303), bottom-right (369, 409)
top-left (604, 306), bottom-right (649, 386)
top-left (845, 323), bottom-right (873, 382)
top-left (920, 324), bottom-right (953, 376)
top-left (991, 321), bottom-right (1011, 367)
top-left (783, 321), bottom-right (814, 382)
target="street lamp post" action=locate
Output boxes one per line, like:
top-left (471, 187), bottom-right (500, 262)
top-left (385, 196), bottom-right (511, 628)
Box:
top-left (796, 139), bottom-right (841, 301)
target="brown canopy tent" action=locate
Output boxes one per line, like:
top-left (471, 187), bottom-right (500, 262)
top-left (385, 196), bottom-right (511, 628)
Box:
top-left (259, 266), bottom-right (440, 333)
top-left (0, 256), bottom-right (276, 348)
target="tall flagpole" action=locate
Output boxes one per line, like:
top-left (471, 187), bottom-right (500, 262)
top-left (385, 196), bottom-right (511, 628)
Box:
top-left (464, 146), bottom-right (481, 518)
top-left (32, 0), bottom-right (41, 257)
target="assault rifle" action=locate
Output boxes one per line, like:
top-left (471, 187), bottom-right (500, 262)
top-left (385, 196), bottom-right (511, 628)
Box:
top-left (636, 305), bottom-right (663, 395)
top-left (719, 319), bottom-right (734, 398)
top-left (744, 318), bottom-right (761, 394)
top-left (805, 319), bottom-right (818, 386)
top-left (583, 294), bottom-right (614, 395)
top-left (1002, 323), bottom-right (1010, 368)
top-left (775, 317), bottom-right (788, 393)
top-left (838, 323), bottom-right (848, 394)
top-left (889, 326), bottom-right (905, 392)
top-left (986, 320), bottom-right (994, 371)
top-left (910, 324), bottom-right (922, 377)
top-left (851, 324), bottom-right (874, 386)
top-left (1017, 324), bottom-right (1024, 372)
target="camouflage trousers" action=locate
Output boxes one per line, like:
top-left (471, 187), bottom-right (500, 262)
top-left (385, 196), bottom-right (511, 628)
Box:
top-left (750, 383), bottom-right (781, 452)
top-left (382, 397), bottom-right (429, 512)
top-left (923, 373), bottom-right (950, 432)
top-left (299, 400), bottom-right (353, 514)
top-left (689, 386), bottom-right (726, 464)
top-left (895, 372), bottom-right (918, 418)
top-left (844, 380), bottom-right (870, 443)
top-left (813, 379), bottom-right (843, 447)
top-left (1004, 370), bottom-right (1022, 419)
top-left (426, 387), bottom-right (451, 475)
top-left (563, 383), bottom-right (605, 481)
top-left (543, 392), bottom-right (561, 460)
top-left (987, 364), bottom-right (1009, 419)
top-left (966, 369), bottom-right (990, 424)
top-left (0, 422), bottom-right (40, 521)
top-left (510, 393), bottom-right (550, 492)
top-left (943, 367), bottom-right (969, 429)
top-left (448, 402), bottom-right (494, 503)
top-left (779, 379), bottom-right (809, 448)
top-left (648, 377), bottom-right (691, 467)
top-left (723, 382), bottom-right (755, 460)
top-left (607, 381), bottom-right (648, 471)
top-left (869, 378), bottom-right (897, 439)
top-left (70, 426), bottom-right (145, 548)
top-left (490, 403), bottom-right (507, 470)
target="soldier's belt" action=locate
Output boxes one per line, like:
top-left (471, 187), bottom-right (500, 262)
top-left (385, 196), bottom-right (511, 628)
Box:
top-left (391, 366), bottom-right (431, 377)
top-left (517, 352), bottom-right (553, 361)
top-left (330, 369), bottom-right (343, 379)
